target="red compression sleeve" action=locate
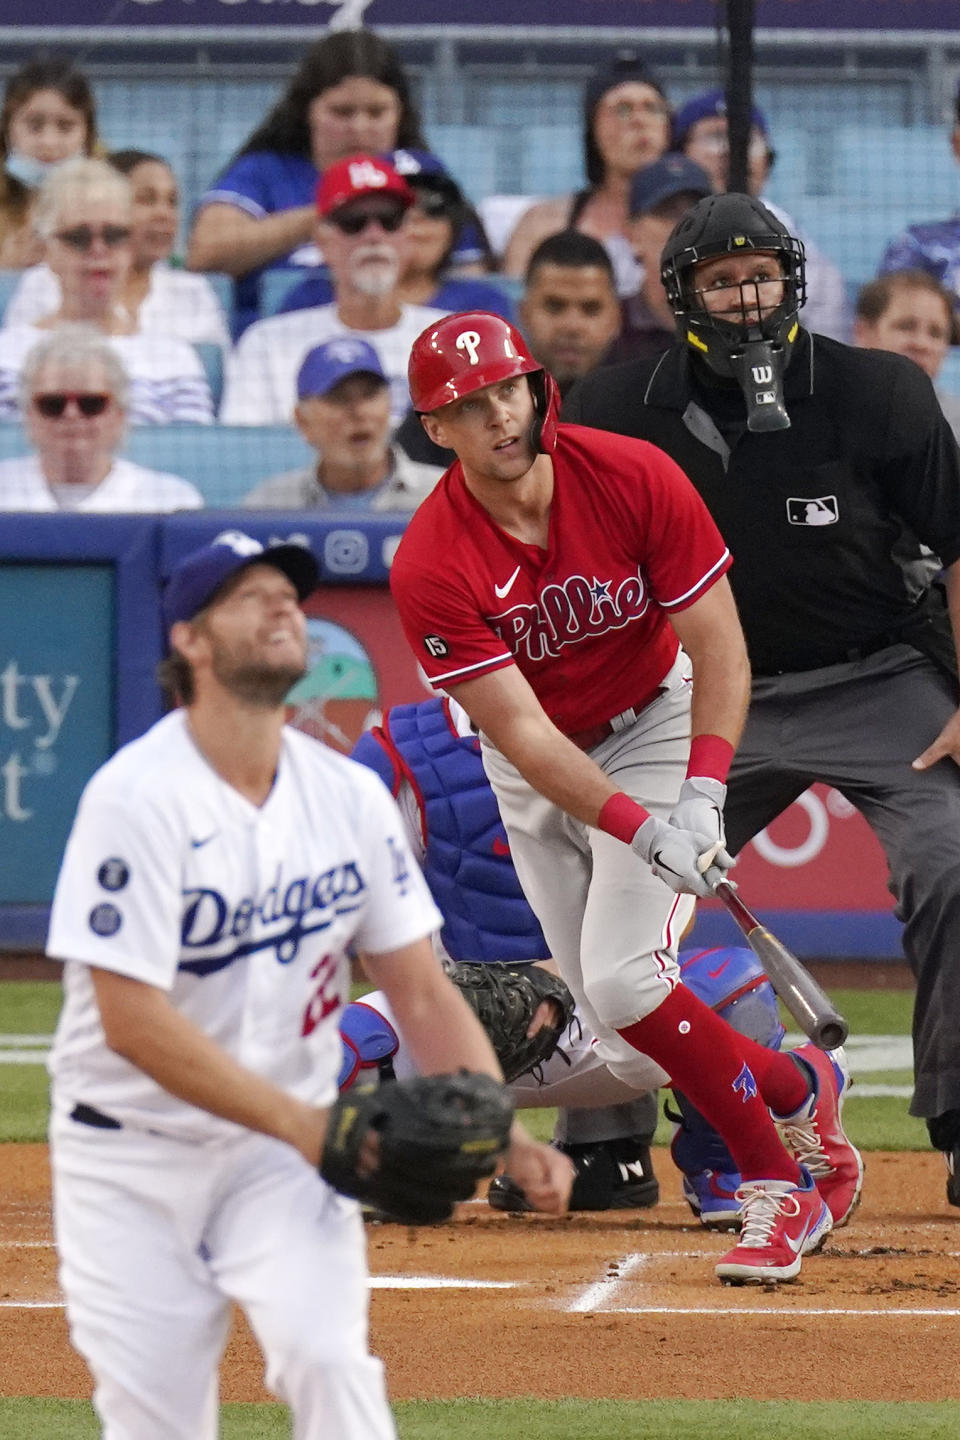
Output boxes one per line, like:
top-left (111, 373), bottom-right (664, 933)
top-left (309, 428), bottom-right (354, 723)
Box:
top-left (596, 792), bottom-right (650, 844)
top-left (686, 733), bottom-right (734, 784)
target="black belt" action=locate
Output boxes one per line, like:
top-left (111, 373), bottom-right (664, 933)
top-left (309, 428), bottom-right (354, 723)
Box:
top-left (70, 1102), bottom-right (122, 1130)
top-left (753, 631), bottom-right (905, 678)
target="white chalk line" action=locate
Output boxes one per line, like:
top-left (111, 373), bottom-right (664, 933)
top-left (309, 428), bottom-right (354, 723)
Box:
top-left (568, 1252), bottom-right (652, 1312)
top-left (611, 1306), bottom-right (960, 1317)
top-left (0, 1274), bottom-right (521, 1309)
top-left (8, 1300), bottom-right (960, 1318)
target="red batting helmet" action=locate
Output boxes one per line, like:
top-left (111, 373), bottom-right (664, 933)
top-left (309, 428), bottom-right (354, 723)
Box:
top-left (407, 311), bottom-right (559, 453)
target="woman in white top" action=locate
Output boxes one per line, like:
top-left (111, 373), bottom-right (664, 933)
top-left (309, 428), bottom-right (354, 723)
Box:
top-left (5, 149), bottom-right (231, 347)
top-left (0, 326), bottom-right (203, 511)
top-left (0, 157), bottom-right (214, 424)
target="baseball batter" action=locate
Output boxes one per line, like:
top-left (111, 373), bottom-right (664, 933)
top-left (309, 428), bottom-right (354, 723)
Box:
top-left (390, 312), bottom-right (863, 1284)
top-left (345, 693), bottom-right (786, 1222)
top-left (45, 530), bottom-right (570, 1439)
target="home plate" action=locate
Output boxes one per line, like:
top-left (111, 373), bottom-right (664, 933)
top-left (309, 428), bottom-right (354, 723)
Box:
top-left (370, 1275), bottom-right (517, 1290)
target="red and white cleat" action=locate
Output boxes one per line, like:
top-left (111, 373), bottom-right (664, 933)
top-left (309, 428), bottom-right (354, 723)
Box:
top-left (775, 1043), bottom-right (864, 1228)
top-left (715, 1169), bottom-right (832, 1285)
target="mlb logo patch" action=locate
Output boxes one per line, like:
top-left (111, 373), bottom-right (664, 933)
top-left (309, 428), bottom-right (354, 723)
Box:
top-left (786, 496), bottom-right (839, 527)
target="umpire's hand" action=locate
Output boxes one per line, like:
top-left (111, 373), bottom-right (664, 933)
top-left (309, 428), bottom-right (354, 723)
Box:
top-left (913, 705), bottom-right (960, 773)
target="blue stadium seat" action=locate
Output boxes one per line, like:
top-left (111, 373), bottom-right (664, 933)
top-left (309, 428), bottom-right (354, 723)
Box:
top-left (124, 426), bottom-right (314, 506)
top-left (0, 270), bottom-right (25, 324)
top-left (425, 125), bottom-right (503, 202)
top-left (0, 423), bottom-right (314, 508)
top-left (259, 269), bottom-right (319, 318)
top-left (833, 126), bottom-right (958, 213)
top-left (938, 349), bottom-right (960, 400)
top-left (515, 126), bottom-right (584, 198)
top-left (202, 272), bottom-right (235, 323)
top-left (192, 344), bottom-right (225, 415)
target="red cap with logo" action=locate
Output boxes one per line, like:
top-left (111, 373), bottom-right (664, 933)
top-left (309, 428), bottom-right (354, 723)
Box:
top-left (408, 310), bottom-right (560, 453)
top-left (315, 154), bottom-right (415, 218)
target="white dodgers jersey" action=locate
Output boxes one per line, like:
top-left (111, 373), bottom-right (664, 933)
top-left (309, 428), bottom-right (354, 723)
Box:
top-left (46, 710), bottom-right (441, 1142)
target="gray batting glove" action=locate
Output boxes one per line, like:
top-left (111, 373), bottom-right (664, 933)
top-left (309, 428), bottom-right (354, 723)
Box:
top-left (631, 813), bottom-right (733, 898)
top-left (669, 776), bottom-right (728, 849)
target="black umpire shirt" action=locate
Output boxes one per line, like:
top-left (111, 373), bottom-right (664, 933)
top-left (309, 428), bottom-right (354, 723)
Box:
top-left (563, 327), bottom-right (960, 675)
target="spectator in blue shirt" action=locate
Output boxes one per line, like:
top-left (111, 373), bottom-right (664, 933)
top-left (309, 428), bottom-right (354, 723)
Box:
top-left (878, 81), bottom-right (960, 313)
top-left (186, 30), bottom-right (425, 336)
top-left (276, 148), bottom-right (513, 322)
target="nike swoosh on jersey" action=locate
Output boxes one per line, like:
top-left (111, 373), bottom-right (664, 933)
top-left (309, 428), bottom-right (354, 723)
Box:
top-left (191, 833), bottom-right (218, 849)
top-left (494, 566), bottom-right (522, 600)
top-left (708, 959), bottom-right (731, 979)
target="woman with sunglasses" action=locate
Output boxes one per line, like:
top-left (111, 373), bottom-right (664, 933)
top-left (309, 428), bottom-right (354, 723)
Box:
top-left (0, 326), bottom-right (202, 511)
top-left (0, 57), bottom-right (98, 269)
top-left (501, 53), bottom-right (671, 298)
top-left (0, 158), bottom-right (214, 424)
top-left (187, 29), bottom-right (429, 337)
top-left (275, 149), bottom-right (514, 323)
top-left (5, 149), bottom-right (230, 349)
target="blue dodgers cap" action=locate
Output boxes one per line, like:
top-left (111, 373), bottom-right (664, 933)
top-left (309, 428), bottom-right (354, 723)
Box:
top-left (379, 147), bottom-right (464, 204)
top-left (296, 337), bottom-right (387, 399)
top-left (162, 530), bottom-right (319, 630)
top-left (629, 154), bottom-right (714, 215)
top-left (672, 87), bottom-right (769, 149)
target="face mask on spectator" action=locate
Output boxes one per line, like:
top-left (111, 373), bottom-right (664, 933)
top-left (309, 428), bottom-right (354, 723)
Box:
top-left (5, 149), bottom-right (66, 189)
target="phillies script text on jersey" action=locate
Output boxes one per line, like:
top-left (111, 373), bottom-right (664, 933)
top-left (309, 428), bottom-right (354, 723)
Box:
top-left (179, 861), bottom-right (366, 974)
top-left (390, 426), bottom-right (731, 735)
top-left (490, 569), bottom-right (649, 662)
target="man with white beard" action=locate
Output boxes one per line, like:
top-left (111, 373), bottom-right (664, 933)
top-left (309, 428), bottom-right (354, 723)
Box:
top-left (220, 155), bottom-right (448, 427)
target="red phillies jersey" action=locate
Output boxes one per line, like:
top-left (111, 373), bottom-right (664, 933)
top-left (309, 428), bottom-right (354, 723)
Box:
top-left (390, 424), bottom-right (732, 735)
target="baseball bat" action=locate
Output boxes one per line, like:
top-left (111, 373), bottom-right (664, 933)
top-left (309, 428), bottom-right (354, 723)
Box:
top-left (709, 878), bottom-right (849, 1050)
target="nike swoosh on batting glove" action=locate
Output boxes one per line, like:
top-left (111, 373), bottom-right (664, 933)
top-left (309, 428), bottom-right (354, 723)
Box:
top-left (631, 813), bottom-right (729, 898)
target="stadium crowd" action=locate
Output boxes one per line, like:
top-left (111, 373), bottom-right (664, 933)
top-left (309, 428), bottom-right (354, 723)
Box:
top-left (0, 32), bottom-right (959, 511)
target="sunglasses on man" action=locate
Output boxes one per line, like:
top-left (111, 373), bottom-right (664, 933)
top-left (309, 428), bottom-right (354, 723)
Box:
top-left (54, 225), bottom-right (132, 252)
top-left (32, 393), bottom-right (112, 418)
top-left (328, 206), bottom-right (406, 237)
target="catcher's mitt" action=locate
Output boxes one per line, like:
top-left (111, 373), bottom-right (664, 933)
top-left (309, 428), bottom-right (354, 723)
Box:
top-left (449, 962), bottom-right (576, 1084)
top-left (320, 1070), bottom-right (513, 1224)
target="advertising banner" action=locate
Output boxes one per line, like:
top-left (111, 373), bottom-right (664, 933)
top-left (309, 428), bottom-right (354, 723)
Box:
top-left (0, 565), bottom-right (114, 906)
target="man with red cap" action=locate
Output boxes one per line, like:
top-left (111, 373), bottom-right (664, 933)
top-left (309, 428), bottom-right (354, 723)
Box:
top-left (221, 153), bottom-right (448, 426)
top-left (390, 311), bottom-right (863, 1285)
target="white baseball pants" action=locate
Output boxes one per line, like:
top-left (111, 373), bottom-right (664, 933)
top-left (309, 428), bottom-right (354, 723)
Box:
top-left (481, 650), bottom-right (695, 1036)
top-left (50, 1114), bottom-right (396, 1440)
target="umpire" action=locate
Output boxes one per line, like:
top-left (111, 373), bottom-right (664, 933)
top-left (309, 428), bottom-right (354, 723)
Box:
top-left (564, 191), bottom-right (960, 1204)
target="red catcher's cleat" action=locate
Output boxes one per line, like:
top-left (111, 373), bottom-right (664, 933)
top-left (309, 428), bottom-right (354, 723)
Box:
top-left (715, 1169), bottom-right (832, 1284)
top-left (774, 1044), bottom-right (864, 1228)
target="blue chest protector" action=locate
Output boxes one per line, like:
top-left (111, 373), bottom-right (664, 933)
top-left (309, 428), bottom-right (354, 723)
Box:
top-left (350, 698), bottom-right (550, 966)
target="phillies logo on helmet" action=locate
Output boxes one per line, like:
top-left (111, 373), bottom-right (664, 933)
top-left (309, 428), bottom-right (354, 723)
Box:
top-left (456, 330), bottom-right (483, 366)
